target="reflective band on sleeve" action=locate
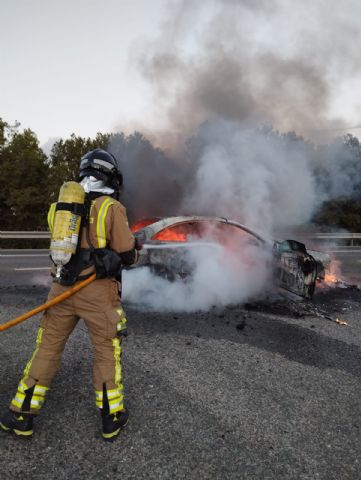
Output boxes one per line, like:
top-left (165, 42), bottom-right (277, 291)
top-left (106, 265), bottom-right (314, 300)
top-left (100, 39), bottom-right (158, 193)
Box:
top-left (96, 198), bottom-right (115, 248)
top-left (47, 203), bottom-right (57, 233)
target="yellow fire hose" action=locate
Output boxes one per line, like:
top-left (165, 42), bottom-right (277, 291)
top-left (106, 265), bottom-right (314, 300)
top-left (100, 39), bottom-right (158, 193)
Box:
top-left (0, 273), bottom-right (96, 332)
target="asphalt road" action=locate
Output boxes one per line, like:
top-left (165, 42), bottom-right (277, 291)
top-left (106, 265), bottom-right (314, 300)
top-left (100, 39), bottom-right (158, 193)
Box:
top-left (0, 250), bottom-right (361, 479)
top-left (0, 250), bottom-right (51, 287)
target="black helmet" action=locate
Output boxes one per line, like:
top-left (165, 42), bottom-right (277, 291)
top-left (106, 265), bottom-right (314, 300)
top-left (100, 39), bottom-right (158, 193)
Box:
top-left (79, 148), bottom-right (123, 192)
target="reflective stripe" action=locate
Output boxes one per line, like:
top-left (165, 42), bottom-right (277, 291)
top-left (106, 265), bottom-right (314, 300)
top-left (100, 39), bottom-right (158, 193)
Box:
top-left (11, 329), bottom-right (48, 411)
top-left (112, 338), bottom-right (122, 387)
top-left (23, 328), bottom-right (44, 378)
top-left (34, 385), bottom-right (49, 396)
top-left (18, 381), bottom-right (28, 393)
top-left (94, 387), bottom-right (123, 411)
top-left (11, 398), bottom-right (24, 409)
top-left (96, 198), bottom-right (115, 248)
top-left (94, 337), bottom-right (123, 412)
top-left (95, 390), bottom-right (103, 407)
top-left (116, 308), bottom-right (127, 332)
top-left (47, 203), bottom-right (56, 233)
top-left (107, 389), bottom-right (123, 399)
top-left (109, 401), bottom-right (123, 414)
top-left (109, 396), bottom-right (122, 403)
top-left (93, 158), bottom-right (113, 169)
top-left (13, 394), bottom-right (25, 405)
top-left (102, 428), bottom-right (121, 439)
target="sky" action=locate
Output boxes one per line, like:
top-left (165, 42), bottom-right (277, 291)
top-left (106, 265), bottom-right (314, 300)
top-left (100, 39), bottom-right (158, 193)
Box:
top-left (0, 0), bottom-right (168, 145)
top-left (1, 0), bottom-right (361, 148)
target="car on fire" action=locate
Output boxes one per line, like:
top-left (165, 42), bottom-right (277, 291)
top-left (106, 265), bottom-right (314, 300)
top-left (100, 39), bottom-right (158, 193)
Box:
top-left (130, 216), bottom-right (331, 299)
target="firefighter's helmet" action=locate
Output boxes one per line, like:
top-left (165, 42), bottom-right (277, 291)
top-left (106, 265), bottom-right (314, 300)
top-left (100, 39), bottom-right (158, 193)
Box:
top-left (79, 149), bottom-right (123, 193)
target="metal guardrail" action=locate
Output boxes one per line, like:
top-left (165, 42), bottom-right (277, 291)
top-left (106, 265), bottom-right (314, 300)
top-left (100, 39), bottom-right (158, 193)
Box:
top-left (1, 231), bottom-right (361, 240)
top-left (284, 233), bottom-right (361, 239)
top-left (275, 232), bottom-right (361, 246)
top-left (0, 231), bottom-right (50, 239)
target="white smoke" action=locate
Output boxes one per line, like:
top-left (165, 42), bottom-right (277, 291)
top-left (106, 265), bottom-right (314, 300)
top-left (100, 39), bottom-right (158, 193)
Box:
top-left (123, 226), bottom-right (272, 312)
top-left (184, 120), bottom-right (318, 235)
top-left (117, 1), bottom-right (361, 311)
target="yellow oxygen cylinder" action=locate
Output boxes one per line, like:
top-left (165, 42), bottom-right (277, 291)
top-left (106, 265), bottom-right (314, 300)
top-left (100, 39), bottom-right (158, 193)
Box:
top-left (50, 181), bottom-right (85, 278)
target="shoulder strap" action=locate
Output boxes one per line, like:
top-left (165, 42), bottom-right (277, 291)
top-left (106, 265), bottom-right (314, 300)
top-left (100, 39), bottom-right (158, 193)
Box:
top-left (83, 194), bottom-right (95, 251)
top-left (55, 202), bottom-right (86, 216)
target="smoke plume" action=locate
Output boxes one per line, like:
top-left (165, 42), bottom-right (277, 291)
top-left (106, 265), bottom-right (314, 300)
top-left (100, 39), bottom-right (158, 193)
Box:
top-left (123, 235), bottom-right (272, 312)
top-left (114, 1), bottom-right (361, 311)
top-left (136, 0), bottom-right (361, 148)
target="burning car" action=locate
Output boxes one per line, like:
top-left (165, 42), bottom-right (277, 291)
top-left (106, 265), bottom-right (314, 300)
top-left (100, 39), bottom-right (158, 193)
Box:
top-left (130, 216), bottom-right (331, 299)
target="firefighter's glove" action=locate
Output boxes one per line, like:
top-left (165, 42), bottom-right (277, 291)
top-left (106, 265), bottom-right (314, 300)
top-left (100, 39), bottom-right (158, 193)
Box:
top-left (134, 237), bottom-right (143, 251)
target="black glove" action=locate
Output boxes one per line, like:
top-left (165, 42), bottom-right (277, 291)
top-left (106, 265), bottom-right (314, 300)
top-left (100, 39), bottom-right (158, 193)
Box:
top-left (134, 237), bottom-right (143, 251)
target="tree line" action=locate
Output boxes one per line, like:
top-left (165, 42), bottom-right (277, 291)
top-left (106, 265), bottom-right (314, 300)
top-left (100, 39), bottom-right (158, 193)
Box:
top-left (0, 118), bottom-right (170, 232)
top-left (1, 117), bottom-right (361, 235)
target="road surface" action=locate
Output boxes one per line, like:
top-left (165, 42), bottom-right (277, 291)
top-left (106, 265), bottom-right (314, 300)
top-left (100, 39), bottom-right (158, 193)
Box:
top-left (0, 249), bottom-right (360, 479)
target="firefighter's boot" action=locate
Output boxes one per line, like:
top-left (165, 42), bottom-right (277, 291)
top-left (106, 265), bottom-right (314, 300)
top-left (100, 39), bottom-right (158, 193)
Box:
top-left (0, 410), bottom-right (34, 437)
top-left (101, 408), bottom-right (129, 441)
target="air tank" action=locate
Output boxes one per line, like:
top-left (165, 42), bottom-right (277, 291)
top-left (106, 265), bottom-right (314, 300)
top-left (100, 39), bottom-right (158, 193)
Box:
top-left (50, 181), bottom-right (85, 278)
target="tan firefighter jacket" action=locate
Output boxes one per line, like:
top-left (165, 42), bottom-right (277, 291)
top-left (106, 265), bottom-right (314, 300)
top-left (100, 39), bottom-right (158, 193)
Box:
top-left (47, 195), bottom-right (137, 278)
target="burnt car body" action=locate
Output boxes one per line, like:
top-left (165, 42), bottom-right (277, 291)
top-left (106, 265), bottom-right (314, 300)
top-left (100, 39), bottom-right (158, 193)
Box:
top-left (131, 216), bottom-right (331, 299)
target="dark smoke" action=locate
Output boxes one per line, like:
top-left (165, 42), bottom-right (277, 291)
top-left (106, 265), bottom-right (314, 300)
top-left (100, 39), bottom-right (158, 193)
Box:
top-left (136, 0), bottom-right (361, 148)
top-left (109, 0), bottom-right (361, 230)
top-left (117, 0), bottom-right (361, 311)
top-left (108, 132), bottom-right (186, 222)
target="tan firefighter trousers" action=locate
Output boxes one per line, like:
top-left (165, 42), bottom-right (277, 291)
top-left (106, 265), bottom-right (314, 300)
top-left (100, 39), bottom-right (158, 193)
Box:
top-left (10, 277), bottom-right (127, 415)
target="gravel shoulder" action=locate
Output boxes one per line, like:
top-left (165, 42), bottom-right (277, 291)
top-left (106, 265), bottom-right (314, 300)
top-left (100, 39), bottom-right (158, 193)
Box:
top-left (0, 285), bottom-right (361, 480)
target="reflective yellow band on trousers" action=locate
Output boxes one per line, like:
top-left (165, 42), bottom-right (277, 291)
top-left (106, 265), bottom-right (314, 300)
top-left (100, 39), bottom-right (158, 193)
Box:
top-left (11, 383), bottom-right (49, 411)
top-left (112, 337), bottom-right (122, 387)
top-left (11, 328), bottom-right (49, 411)
top-left (95, 387), bottom-right (124, 413)
top-left (116, 308), bottom-right (127, 332)
top-left (23, 327), bottom-right (44, 378)
top-left (94, 339), bottom-right (124, 413)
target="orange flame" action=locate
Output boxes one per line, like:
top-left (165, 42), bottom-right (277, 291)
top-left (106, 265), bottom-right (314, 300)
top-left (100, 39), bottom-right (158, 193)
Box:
top-left (131, 218), bottom-right (159, 233)
top-left (324, 272), bottom-right (338, 285)
top-left (153, 226), bottom-right (188, 242)
top-left (323, 258), bottom-right (343, 286)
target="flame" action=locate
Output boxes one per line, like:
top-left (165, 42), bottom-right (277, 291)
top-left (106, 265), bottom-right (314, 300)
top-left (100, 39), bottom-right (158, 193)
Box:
top-left (131, 218), bottom-right (159, 232)
top-left (153, 226), bottom-right (188, 242)
top-left (322, 258), bottom-right (343, 286)
top-left (324, 271), bottom-right (338, 285)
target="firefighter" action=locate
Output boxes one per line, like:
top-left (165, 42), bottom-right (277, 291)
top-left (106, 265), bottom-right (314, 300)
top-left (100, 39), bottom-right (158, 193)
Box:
top-left (0, 149), bottom-right (139, 441)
